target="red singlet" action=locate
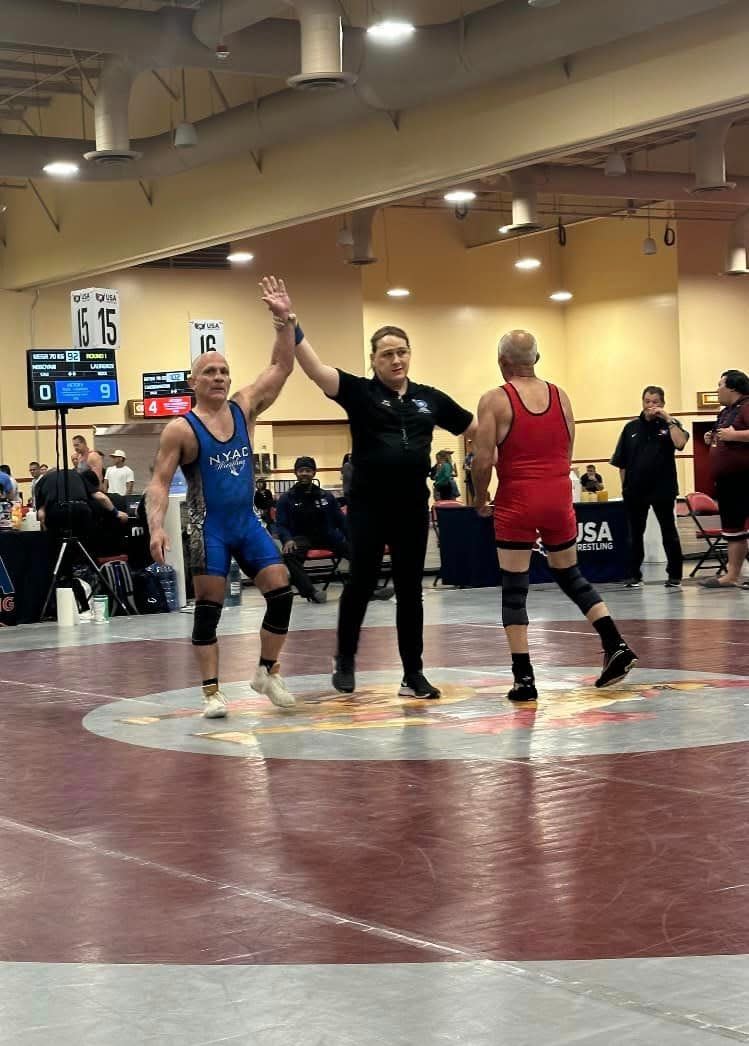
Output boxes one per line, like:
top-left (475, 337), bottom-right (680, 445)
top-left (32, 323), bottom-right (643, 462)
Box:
top-left (493, 381), bottom-right (577, 550)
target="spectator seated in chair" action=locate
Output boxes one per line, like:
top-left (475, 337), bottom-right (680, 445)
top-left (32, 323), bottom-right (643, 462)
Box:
top-left (275, 456), bottom-right (349, 604)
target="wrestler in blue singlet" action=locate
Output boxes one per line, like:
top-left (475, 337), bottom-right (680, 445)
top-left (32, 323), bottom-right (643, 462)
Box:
top-left (182, 400), bottom-right (280, 578)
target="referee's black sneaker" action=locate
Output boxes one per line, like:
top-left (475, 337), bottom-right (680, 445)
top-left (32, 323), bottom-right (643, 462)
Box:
top-left (507, 677), bottom-right (538, 702)
top-left (399, 673), bottom-right (441, 699)
top-left (595, 643), bottom-right (638, 688)
top-left (332, 655), bottom-right (356, 694)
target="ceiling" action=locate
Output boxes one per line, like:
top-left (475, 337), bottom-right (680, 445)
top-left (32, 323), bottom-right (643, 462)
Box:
top-left (55, 0), bottom-right (499, 25)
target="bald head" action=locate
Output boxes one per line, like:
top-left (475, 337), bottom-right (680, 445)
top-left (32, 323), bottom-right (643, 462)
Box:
top-left (190, 351), bottom-right (229, 380)
top-left (498, 330), bottom-right (539, 368)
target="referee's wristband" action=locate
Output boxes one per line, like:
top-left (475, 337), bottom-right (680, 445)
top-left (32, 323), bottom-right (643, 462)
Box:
top-left (294, 323), bottom-right (304, 346)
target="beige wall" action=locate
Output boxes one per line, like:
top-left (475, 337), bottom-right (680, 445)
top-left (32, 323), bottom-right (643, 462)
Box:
top-left (677, 219), bottom-right (749, 403)
top-left (0, 218), bottom-right (364, 486)
top-left (561, 218), bottom-right (681, 492)
top-left (4, 207), bottom-right (748, 500)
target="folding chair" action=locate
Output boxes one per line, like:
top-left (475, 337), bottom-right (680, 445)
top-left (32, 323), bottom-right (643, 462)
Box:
top-left (684, 492), bottom-right (728, 577)
top-left (303, 547), bottom-right (343, 591)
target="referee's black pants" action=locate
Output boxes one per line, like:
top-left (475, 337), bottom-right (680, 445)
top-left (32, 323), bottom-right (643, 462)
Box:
top-left (337, 494), bottom-right (429, 675)
top-left (623, 493), bottom-right (683, 582)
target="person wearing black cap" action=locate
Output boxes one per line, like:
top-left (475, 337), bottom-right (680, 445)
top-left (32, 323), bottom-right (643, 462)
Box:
top-left (273, 312), bottom-right (475, 699)
top-left (275, 456), bottom-right (353, 604)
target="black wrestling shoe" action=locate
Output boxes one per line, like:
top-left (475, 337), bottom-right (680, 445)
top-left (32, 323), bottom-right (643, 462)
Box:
top-left (398, 672), bottom-right (441, 699)
top-left (507, 677), bottom-right (538, 702)
top-left (332, 655), bottom-right (355, 694)
top-left (595, 643), bottom-right (638, 688)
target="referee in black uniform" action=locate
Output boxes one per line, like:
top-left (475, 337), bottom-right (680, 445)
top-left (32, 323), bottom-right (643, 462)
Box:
top-left (611, 385), bottom-right (689, 587)
top-left (288, 321), bottom-right (475, 698)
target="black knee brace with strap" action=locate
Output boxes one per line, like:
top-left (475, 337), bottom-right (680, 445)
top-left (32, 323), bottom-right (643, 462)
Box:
top-left (549, 565), bottom-right (602, 615)
top-left (501, 570), bottom-right (530, 628)
top-left (192, 600), bottom-right (222, 646)
top-left (262, 585), bottom-right (293, 636)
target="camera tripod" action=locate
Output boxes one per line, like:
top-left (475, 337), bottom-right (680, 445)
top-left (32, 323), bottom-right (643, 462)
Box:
top-left (39, 407), bottom-right (132, 621)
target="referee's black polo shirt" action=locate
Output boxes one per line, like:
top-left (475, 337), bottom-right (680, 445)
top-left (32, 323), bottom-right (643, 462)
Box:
top-left (611, 413), bottom-right (688, 500)
top-left (329, 370), bottom-right (473, 497)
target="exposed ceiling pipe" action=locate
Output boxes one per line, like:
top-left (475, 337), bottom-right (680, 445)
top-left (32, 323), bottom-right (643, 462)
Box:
top-left (0, 0), bottom-right (738, 180)
top-left (347, 206), bottom-right (379, 265)
top-left (0, 0), bottom-right (300, 78)
top-left (192, 0), bottom-right (288, 50)
top-left (690, 116), bottom-right (736, 193)
top-left (82, 56), bottom-right (141, 167)
top-left (288, 0), bottom-right (357, 90)
top-left (508, 169), bottom-right (541, 231)
top-left (534, 164), bottom-right (749, 201)
top-left (723, 210), bottom-right (749, 275)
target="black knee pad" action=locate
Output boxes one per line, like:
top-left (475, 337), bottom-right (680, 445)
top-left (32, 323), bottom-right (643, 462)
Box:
top-left (550, 565), bottom-right (602, 615)
top-left (262, 585), bottom-right (293, 636)
top-left (192, 600), bottom-right (222, 646)
top-left (501, 570), bottom-right (529, 628)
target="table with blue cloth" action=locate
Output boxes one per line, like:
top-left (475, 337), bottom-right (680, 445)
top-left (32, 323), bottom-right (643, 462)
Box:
top-left (435, 501), bottom-right (629, 587)
top-left (0, 531), bottom-right (52, 625)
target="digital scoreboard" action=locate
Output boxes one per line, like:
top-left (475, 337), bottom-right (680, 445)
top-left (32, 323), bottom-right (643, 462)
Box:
top-left (142, 370), bottom-right (194, 418)
top-left (27, 349), bottom-right (119, 411)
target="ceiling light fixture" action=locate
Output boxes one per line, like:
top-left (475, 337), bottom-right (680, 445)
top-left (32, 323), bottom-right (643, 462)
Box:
top-left (386, 287), bottom-right (411, 298)
top-left (498, 224), bottom-right (512, 235)
top-left (550, 290), bottom-right (573, 302)
top-left (444, 189), bottom-right (476, 204)
top-left (515, 256), bottom-right (542, 271)
top-left (367, 20), bottom-right (416, 43)
top-left (42, 161), bottom-right (79, 178)
top-left (174, 122), bottom-right (198, 148)
top-left (227, 250), bottom-right (254, 264)
top-left (642, 237), bottom-right (657, 256)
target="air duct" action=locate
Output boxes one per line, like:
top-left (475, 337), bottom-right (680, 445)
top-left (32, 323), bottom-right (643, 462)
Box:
top-left (508, 170), bottom-right (542, 231)
top-left (0, 0), bottom-right (738, 180)
top-left (83, 56), bottom-right (141, 167)
top-left (192, 0), bottom-right (287, 49)
top-left (347, 207), bottom-right (378, 265)
top-left (723, 211), bottom-right (749, 275)
top-left (690, 116), bottom-right (736, 194)
top-left (288, 0), bottom-right (357, 90)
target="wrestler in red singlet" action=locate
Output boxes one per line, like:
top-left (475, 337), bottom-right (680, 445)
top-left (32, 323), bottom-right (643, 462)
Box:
top-left (494, 381), bottom-right (577, 551)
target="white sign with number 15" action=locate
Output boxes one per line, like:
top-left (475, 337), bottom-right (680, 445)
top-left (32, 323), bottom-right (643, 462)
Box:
top-left (71, 288), bottom-right (120, 350)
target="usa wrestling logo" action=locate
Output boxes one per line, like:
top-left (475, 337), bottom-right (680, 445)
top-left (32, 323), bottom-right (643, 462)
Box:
top-left (0, 556), bottom-right (15, 617)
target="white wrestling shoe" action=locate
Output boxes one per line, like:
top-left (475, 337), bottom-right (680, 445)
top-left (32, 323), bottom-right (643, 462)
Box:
top-left (252, 665), bottom-right (296, 709)
top-left (202, 685), bottom-right (228, 719)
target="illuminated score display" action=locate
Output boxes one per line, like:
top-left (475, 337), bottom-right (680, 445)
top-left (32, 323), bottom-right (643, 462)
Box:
top-left (142, 370), bottom-right (194, 417)
top-left (26, 349), bottom-right (119, 411)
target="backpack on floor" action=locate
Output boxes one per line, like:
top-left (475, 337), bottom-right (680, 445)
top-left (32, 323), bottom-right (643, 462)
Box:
top-left (132, 569), bottom-right (170, 615)
top-left (99, 560), bottom-right (138, 616)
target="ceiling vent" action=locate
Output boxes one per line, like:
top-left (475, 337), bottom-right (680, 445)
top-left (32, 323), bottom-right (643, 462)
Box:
top-left (507, 170), bottom-right (542, 232)
top-left (83, 149), bottom-right (141, 168)
top-left (288, 2), bottom-right (357, 91)
top-left (689, 116), bottom-right (736, 194)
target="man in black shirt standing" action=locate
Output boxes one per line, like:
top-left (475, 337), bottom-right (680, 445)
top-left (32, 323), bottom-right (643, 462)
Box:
top-left (611, 385), bottom-right (689, 588)
top-left (286, 320), bottom-right (475, 698)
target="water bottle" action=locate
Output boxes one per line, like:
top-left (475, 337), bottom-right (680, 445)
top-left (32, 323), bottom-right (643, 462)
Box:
top-left (225, 560), bottom-right (243, 607)
top-left (147, 563), bottom-right (178, 612)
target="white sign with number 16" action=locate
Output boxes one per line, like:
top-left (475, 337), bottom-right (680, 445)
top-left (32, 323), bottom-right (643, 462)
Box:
top-left (71, 288), bottom-right (120, 350)
top-left (189, 320), bottom-right (225, 363)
